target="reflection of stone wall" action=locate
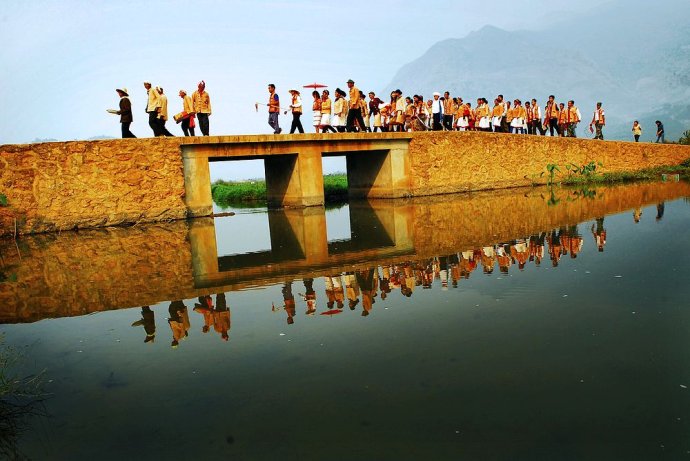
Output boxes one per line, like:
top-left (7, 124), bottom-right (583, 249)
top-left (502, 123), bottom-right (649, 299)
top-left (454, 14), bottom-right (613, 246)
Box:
top-left (2, 182), bottom-right (689, 323)
top-left (0, 221), bottom-right (197, 323)
top-left (408, 131), bottom-right (690, 195)
top-left (0, 138), bottom-right (185, 236)
top-left (410, 182), bottom-right (690, 257)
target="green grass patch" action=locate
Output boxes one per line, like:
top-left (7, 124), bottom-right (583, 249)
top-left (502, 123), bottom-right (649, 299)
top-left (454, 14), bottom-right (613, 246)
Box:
top-left (211, 173), bottom-right (348, 207)
top-left (0, 194), bottom-right (7, 207)
top-left (559, 164), bottom-right (690, 186)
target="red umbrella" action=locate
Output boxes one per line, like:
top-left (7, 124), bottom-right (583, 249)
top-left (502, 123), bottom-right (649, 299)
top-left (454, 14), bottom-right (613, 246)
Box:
top-left (303, 82), bottom-right (328, 90)
top-left (320, 309), bottom-right (343, 316)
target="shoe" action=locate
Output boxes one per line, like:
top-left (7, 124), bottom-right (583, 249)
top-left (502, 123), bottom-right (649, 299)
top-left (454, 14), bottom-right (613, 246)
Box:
top-left (277, 128), bottom-right (282, 134)
top-left (131, 319), bottom-right (145, 327)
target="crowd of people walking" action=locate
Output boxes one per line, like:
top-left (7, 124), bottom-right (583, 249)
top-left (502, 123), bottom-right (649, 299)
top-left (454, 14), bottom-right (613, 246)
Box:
top-left (112, 80), bottom-right (212, 138)
top-left (112, 78), bottom-right (666, 143)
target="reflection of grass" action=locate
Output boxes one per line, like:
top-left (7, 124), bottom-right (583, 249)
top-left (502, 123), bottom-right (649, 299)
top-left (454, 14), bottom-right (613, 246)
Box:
top-left (212, 174), bottom-right (349, 207)
top-left (0, 335), bottom-right (47, 459)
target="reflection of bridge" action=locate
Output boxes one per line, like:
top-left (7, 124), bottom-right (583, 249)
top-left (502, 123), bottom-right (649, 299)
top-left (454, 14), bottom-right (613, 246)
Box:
top-left (191, 201), bottom-right (414, 289)
top-left (2, 181), bottom-right (690, 323)
top-left (182, 133), bottom-right (413, 214)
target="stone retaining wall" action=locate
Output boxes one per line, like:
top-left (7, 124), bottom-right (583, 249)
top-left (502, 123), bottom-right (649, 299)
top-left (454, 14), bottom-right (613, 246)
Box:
top-left (1, 133), bottom-right (689, 237)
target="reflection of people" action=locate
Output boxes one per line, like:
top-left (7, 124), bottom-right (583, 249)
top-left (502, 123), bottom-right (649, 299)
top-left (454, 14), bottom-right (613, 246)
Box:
top-left (131, 306), bottom-right (155, 343)
top-left (168, 300), bottom-right (190, 348)
top-left (591, 218), bottom-right (607, 252)
top-left (302, 278), bottom-right (317, 315)
top-left (213, 293), bottom-right (230, 341)
top-left (324, 275), bottom-right (345, 309)
top-left (356, 269), bottom-right (377, 316)
top-left (656, 202), bottom-right (665, 221)
top-left (633, 207), bottom-right (643, 223)
top-left (193, 295), bottom-right (214, 333)
top-left (343, 272), bottom-right (360, 310)
top-left (282, 281), bottom-right (296, 325)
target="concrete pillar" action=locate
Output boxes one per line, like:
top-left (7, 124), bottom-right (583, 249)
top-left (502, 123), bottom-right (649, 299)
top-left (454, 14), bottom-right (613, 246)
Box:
top-left (268, 207), bottom-right (328, 263)
top-left (346, 146), bottom-right (411, 199)
top-left (182, 155), bottom-right (213, 217)
top-left (188, 217), bottom-right (219, 281)
top-left (264, 147), bottom-right (325, 208)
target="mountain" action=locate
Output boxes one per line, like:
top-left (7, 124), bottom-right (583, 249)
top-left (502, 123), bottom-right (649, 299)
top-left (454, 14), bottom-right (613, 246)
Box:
top-left (382, 0), bottom-right (690, 141)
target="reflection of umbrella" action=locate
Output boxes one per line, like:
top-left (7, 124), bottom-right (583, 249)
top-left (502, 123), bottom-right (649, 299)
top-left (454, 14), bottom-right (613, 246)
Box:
top-left (320, 309), bottom-right (343, 316)
top-left (303, 82), bottom-right (328, 91)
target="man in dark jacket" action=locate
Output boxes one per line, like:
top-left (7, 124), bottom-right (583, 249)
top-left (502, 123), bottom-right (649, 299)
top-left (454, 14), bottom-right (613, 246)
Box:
top-left (115, 87), bottom-right (136, 138)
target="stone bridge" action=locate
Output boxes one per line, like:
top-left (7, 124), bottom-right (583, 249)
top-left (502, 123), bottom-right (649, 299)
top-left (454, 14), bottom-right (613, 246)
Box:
top-left (1, 132), bottom-right (689, 236)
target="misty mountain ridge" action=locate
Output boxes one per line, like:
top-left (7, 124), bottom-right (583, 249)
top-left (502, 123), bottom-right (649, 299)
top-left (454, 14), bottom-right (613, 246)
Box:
top-left (383, 0), bottom-right (690, 141)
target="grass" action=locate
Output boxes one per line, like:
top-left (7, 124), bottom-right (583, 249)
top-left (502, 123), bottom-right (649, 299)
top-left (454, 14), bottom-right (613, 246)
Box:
top-left (558, 164), bottom-right (690, 186)
top-left (0, 194), bottom-right (7, 207)
top-left (0, 335), bottom-right (47, 459)
top-left (211, 173), bottom-right (348, 207)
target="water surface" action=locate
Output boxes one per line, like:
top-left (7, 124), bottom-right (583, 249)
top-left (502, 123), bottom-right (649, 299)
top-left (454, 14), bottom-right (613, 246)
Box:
top-left (2, 182), bottom-right (690, 460)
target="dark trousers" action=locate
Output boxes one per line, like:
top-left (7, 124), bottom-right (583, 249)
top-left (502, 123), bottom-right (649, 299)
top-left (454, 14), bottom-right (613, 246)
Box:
top-left (432, 113), bottom-right (442, 131)
top-left (268, 112), bottom-right (280, 134)
top-left (148, 111), bottom-right (160, 136)
top-left (121, 122), bottom-right (136, 138)
top-left (181, 117), bottom-right (195, 136)
top-left (533, 120), bottom-right (546, 135)
top-left (290, 113), bottom-right (304, 134)
top-left (197, 113), bottom-right (210, 136)
top-left (443, 114), bottom-right (453, 131)
top-left (634, 134), bottom-right (640, 142)
top-left (158, 119), bottom-right (175, 137)
top-left (548, 118), bottom-right (560, 136)
top-left (500, 116), bottom-right (508, 133)
top-left (346, 108), bottom-right (366, 132)
top-left (527, 121), bottom-right (534, 135)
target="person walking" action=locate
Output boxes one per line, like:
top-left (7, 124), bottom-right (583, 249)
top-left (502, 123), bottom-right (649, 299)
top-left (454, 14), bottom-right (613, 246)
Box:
top-left (511, 99), bottom-right (526, 134)
top-left (557, 102), bottom-right (568, 137)
top-left (178, 89), bottom-right (195, 136)
top-left (114, 87), bottom-right (136, 138)
top-left (345, 79), bottom-right (366, 132)
top-left (430, 92), bottom-right (443, 131)
top-left (590, 102), bottom-right (605, 140)
top-left (287, 89), bottom-right (304, 134)
top-left (491, 98), bottom-right (503, 132)
top-left (319, 89), bottom-right (336, 133)
top-left (144, 81), bottom-right (160, 136)
top-left (156, 87), bottom-right (175, 136)
top-left (544, 95), bottom-right (560, 136)
top-left (655, 120), bottom-right (665, 143)
top-left (267, 83), bottom-right (281, 134)
top-left (566, 100), bottom-right (581, 137)
top-left (311, 90), bottom-right (321, 133)
top-left (442, 91), bottom-right (454, 130)
top-left (632, 120), bottom-right (642, 142)
top-left (368, 92), bottom-right (384, 132)
top-left (333, 88), bottom-right (347, 132)
top-left (531, 98), bottom-right (545, 135)
top-left (192, 81), bottom-right (211, 136)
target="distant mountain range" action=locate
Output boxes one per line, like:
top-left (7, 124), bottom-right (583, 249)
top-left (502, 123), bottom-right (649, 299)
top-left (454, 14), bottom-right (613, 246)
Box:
top-left (383, 0), bottom-right (690, 141)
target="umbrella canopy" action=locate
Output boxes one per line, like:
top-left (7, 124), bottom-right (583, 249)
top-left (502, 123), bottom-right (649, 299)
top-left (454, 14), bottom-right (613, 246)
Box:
top-left (303, 82), bottom-right (328, 89)
top-left (320, 309), bottom-right (343, 316)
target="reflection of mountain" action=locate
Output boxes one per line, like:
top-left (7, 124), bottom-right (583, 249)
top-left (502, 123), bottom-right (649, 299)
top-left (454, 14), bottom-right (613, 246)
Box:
top-left (383, 0), bottom-right (690, 140)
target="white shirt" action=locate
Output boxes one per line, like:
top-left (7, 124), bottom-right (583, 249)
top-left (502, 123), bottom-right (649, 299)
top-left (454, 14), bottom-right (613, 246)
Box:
top-left (431, 98), bottom-right (443, 114)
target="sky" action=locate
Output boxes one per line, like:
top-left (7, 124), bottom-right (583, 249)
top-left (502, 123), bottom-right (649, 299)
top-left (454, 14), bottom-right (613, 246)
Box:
top-left (0, 0), bottom-right (603, 179)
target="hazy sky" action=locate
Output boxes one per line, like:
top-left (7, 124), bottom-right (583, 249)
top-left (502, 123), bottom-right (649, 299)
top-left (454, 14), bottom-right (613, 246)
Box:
top-left (1, 0), bottom-right (603, 178)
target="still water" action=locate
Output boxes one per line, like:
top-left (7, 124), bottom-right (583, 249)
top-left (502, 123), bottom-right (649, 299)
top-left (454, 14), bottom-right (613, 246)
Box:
top-left (1, 182), bottom-right (690, 460)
